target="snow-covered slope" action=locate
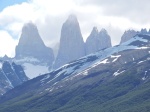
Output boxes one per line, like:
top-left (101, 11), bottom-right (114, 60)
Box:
top-left (23, 63), bottom-right (49, 79)
top-left (13, 57), bottom-right (50, 79)
top-left (40, 34), bottom-right (150, 89)
top-left (120, 28), bottom-right (150, 44)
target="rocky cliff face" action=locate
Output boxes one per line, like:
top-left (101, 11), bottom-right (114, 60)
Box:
top-left (85, 27), bottom-right (112, 55)
top-left (15, 22), bottom-right (54, 65)
top-left (120, 30), bottom-right (138, 44)
top-left (0, 61), bottom-right (28, 95)
top-left (54, 15), bottom-right (85, 68)
top-left (14, 22), bottom-right (54, 78)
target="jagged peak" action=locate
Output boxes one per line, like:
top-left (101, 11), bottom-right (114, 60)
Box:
top-left (2, 54), bottom-right (10, 61)
top-left (3, 54), bottom-right (9, 59)
top-left (87, 27), bottom-right (99, 40)
top-left (124, 29), bottom-right (137, 34)
top-left (22, 22), bottom-right (37, 33)
top-left (23, 22), bottom-right (36, 28)
top-left (91, 27), bottom-right (98, 35)
top-left (66, 14), bottom-right (78, 24)
top-left (99, 28), bottom-right (107, 34)
top-left (92, 27), bottom-right (98, 32)
top-left (141, 28), bottom-right (147, 34)
top-left (19, 21), bottom-right (43, 43)
top-left (120, 29), bottom-right (138, 44)
top-left (101, 28), bottom-right (107, 32)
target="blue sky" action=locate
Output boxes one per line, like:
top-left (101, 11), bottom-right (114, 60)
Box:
top-left (0, 0), bottom-right (27, 11)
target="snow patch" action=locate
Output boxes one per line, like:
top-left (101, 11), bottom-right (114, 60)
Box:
top-left (53, 81), bottom-right (59, 86)
top-left (111, 55), bottom-right (121, 62)
top-left (91, 58), bottom-right (109, 69)
top-left (136, 47), bottom-right (150, 49)
top-left (99, 59), bottom-right (109, 64)
top-left (82, 70), bottom-right (88, 75)
top-left (113, 70), bottom-right (125, 76)
top-left (121, 35), bottom-right (148, 46)
top-left (0, 62), bottom-right (2, 69)
top-left (40, 74), bottom-right (50, 83)
top-left (137, 60), bottom-right (146, 64)
top-left (142, 71), bottom-right (148, 81)
top-left (23, 63), bottom-right (49, 79)
top-left (15, 57), bottom-right (40, 63)
top-left (41, 34), bottom-right (149, 85)
top-left (142, 77), bottom-right (146, 80)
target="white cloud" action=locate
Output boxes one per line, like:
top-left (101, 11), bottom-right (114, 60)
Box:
top-left (0, 30), bottom-right (18, 57)
top-left (0, 0), bottom-right (150, 57)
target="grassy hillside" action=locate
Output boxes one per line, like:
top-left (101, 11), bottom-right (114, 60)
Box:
top-left (0, 63), bottom-right (150, 112)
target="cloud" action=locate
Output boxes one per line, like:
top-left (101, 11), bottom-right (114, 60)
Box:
top-left (78, 0), bottom-right (150, 24)
top-left (0, 30), bottom-right (18, 57)
top-left (0, 0), bottom-right (150, 57)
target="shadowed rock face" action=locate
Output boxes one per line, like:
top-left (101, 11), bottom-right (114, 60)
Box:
top-left (85, 27), bottom-right (112, 55)
top-left (54, 15), bottom-right (85, 69)
top-left (0, 61), bottom-right (28, 95)
top-left (15, 22), bottom-right (54, 65)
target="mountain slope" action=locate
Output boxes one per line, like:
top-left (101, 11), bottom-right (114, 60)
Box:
top-left (0, 34), bottom-right (150, 112)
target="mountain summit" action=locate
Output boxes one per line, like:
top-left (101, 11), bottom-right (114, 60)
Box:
top-left (14, 22), bottom-right (54, 78)
top-left (67, 14), bottom-right (78, 23)
top-left (54, 15), bottom-right (85, 68)
top-left (86, 27), bottom-right (112, 55)
top-left (120, 29), bottom-right (138, 44)
top-left (15, 22), bottom-right (54, 64)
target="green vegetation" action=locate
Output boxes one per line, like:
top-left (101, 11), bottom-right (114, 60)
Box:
top-left (0, 60), bottom-right (150, 112)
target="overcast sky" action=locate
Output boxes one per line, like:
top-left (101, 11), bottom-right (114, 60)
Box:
top-left (0, 0), bottom-right (150, 57)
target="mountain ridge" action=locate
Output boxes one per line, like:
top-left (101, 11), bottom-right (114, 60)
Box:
top-left (86, 27), bottom-right (112, 55)
top-left (0, 60), bottom-right (28, 95)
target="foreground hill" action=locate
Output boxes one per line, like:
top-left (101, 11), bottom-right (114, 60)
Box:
top-left (0, 34), bottom-right (150, 112)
